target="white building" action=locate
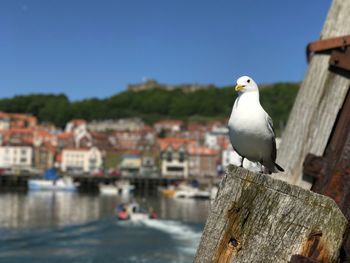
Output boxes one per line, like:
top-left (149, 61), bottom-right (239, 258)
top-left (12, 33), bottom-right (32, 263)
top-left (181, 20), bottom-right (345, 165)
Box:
top-left (161, 146), bottom-right (189, 178)
top-left (0, 146), bottom-right (33, 170)
top-left (154, 120), bottom-right (184, 134)
top-left (87, 118), bottom-right (145, 132)
top-left (0, 117), bottom-right (10, 130)
top-left (205, 126), bottom-right (229, 150)
top-left (61, 147), bottom-right (103, 174)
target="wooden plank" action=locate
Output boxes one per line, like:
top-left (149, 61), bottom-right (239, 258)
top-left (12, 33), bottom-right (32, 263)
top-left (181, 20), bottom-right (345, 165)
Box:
top-left (274, 0), bottom-right (350, 188)
top-left (194, 166), bottom-right (347, 263)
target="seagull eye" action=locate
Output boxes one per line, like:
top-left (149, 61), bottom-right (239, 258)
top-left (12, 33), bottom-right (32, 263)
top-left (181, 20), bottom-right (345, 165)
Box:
top-left (247, 79), bottom-right (250, 83)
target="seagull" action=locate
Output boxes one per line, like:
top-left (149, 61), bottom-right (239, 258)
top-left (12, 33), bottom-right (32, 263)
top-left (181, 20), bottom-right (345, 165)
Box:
top-left (228, 76), bottom-right (284, 174)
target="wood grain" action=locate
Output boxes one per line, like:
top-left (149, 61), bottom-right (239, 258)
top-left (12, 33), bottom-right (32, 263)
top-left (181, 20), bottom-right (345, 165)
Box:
top-left (274, 0), bottom-right (350, 188)
top-left (194, 166), bottom-right (347, 263)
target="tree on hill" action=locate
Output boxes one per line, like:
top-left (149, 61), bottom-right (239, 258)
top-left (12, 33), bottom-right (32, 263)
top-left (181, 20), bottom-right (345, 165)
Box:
top-left (0, 83), bottom-right (299, 133)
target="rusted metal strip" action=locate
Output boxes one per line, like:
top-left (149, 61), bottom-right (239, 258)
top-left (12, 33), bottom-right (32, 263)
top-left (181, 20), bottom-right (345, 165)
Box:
top-left (303, 154), bottom-right (327, 180)
top-left (289, 255), bottom-right (319, 263)
top-left (329, 49), bottom-right (350, 71)
top-left (304, 87), bottom-right (350, 261)
top-left (306, 35), bottom-right (350, 62)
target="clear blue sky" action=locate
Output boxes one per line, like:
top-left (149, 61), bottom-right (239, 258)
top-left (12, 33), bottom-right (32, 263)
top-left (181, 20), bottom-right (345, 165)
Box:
top-left (0, 0), bottom-right (331, 100)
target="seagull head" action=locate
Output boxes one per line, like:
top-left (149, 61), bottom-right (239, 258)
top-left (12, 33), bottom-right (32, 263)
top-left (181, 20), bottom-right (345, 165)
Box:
top-left (235, 76), bottom-right (258, 93)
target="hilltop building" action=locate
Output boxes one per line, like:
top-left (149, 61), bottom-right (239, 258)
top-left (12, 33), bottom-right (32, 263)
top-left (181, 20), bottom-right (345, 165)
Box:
top-left (127, 79), bottom-right (215, 93)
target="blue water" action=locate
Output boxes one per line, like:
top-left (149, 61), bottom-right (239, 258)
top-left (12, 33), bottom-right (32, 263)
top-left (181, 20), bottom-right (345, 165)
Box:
top-left (0, 192), bottom-right (208, 263)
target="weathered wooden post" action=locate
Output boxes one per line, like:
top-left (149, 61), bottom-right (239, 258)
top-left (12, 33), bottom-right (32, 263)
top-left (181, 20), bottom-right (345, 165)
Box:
top-left (269, 0), bottom-right (350, 258)
top-left (274, 0), bottom-right (350, 189)
top-left (194, 166), bottom-right (347, 263)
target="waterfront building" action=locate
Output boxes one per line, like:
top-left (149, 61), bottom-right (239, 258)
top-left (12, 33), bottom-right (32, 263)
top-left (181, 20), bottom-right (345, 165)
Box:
top-left (119, 154), bottom-right (141, 176)
top-left (61, 147), bottom-right (103, 174)
top-left (0, 145), bottom-right (33, 170)
top-left (158, 138), bottom-right (196, 178)
top-left (33, 142), bottom-right (56, 171)
top-left (188, 146), bottom-right (219, 177)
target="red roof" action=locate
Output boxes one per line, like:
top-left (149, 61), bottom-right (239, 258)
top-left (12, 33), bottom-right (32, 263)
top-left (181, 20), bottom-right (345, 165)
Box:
top-left (188, 146), bottom-right (218, 156)
top-left (158, 137), bottom-right (195, 151)
top-left (187, 122), bottom-right (207, 132)
top-left (62, 148), bottom-right (91, 152)
top-left (0, 112), bottom-right (37, 126)
top-left (58, 132), bottom-right (74, 139)
top-left (43, 142), bottom-right (56, 153)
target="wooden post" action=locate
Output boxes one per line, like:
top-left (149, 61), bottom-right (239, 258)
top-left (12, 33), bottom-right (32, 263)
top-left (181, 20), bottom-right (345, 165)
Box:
top-left (194, 166), bottom-right (347, 263)
top-left (275, 0), bottom-right (350, 188)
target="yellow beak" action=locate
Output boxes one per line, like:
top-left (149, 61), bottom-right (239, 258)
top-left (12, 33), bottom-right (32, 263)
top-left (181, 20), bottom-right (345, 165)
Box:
top-left (235, 84), bottom-right (245, 92)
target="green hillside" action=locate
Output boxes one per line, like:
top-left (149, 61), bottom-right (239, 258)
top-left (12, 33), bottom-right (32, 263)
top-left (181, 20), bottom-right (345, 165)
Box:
top-left (0, 83), bottom-right (299, 134)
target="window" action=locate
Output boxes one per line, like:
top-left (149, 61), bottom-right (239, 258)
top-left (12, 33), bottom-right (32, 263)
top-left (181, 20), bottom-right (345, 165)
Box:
top-left (179, 151), bottom-right (185, 162)
top-left (167, 166), bottom-right (184, 172)
top-left (166, 151), bottom-right (172, 162)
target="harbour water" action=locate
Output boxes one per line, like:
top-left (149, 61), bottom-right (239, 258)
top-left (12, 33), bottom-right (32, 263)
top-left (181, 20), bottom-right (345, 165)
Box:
top-left (0, 192), bottom-right (209, 263)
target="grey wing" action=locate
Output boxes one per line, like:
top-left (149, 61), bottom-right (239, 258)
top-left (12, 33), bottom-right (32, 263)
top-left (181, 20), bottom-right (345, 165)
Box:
top-left (265, 114), bottom-right (277, 162)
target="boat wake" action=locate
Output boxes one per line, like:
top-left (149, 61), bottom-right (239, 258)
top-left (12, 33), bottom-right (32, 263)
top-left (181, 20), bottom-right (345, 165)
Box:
top-left (117, 219), bottom-right (202, 256)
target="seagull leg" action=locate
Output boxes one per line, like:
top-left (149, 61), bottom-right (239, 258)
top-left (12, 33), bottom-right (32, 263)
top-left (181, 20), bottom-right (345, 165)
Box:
top-left (259, 160), bottom-right (264, 174)
top-left (240, 157), bottom-right (245, 168)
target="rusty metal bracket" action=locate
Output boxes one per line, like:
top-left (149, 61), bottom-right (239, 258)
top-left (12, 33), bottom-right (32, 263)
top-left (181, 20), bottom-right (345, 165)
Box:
top-left (307, 35), bottom-right (350, 72)
top-left (329, 48), bottom-right (350, 71)
top-left (290, 255), bottom-right (319, 263)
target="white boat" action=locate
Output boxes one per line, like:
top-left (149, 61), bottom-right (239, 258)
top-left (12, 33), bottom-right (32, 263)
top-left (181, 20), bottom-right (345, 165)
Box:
top-left (99, 184), bottom-right (118, 195)
top-left (116, 180), bottom-right (135, 195)
top-left (193, 190), bottom-right (211, 199)
top-left (174, 189), bottom-right (197, 198)
top-left (28, 177), bottom-right (78, 191)
top-left (173, 184), bottom-right (214, 200)
top-left (99, 181), bottom-right (135, 195)
top-left (116, 202), bottom-right (157, 221)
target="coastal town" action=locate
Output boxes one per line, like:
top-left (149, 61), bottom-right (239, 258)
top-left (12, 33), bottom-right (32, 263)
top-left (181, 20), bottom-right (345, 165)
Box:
top-left (0, 111), bottom-right (252, 180)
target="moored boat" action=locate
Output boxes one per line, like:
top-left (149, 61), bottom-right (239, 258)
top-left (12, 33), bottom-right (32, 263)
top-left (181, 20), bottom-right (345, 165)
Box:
top-left (28, 168), bottom-right (78, 192)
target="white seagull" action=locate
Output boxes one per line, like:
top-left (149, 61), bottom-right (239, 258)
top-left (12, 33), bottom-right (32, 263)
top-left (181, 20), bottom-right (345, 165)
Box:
top-left (228, 76), bottom-right (284, 174)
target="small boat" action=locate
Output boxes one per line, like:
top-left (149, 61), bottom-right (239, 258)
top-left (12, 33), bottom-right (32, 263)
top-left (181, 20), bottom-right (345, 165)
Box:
top-left (116, 180), bottom-right (135, 195)
top-left (99, 181), bottom-right (135, 195)
top-left (193, 190), bottom-right (211, 200)
top-left (173, 184), bottom-right (214, 200)
top-left (115, 203), bottom-right (157, 221)
top-left (159, 186), bottom-right (176, 197)
top-left (174, 188), bottom-right (197, 198)
top-left (28, 177), bottom-right (78, 191)
top-left (99, 184), bottom-right (118, 195)
top-left (28, 169), bottom-right (78, 191)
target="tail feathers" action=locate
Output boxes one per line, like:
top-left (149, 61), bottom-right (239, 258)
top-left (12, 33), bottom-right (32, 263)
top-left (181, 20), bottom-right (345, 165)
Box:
top-left (274, 162), bottom-right (284, 172)
top-left (264, 161), bottom-right (284, 174)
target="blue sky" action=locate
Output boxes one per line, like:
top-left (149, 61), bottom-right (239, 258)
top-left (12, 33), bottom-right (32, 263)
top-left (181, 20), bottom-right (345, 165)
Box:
top-left (0, 0), bottom-right (331, 100)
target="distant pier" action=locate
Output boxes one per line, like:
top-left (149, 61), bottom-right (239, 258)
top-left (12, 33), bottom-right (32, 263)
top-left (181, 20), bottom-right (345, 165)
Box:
top-left (0, 173), bottom-right (183, 195)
